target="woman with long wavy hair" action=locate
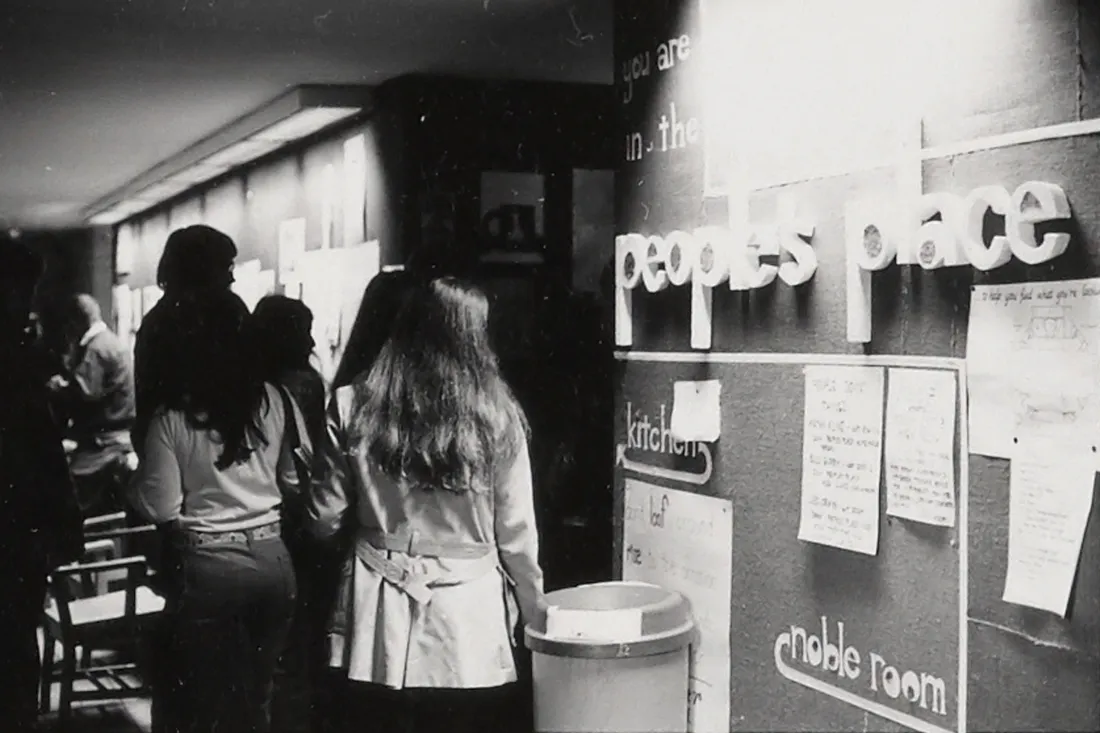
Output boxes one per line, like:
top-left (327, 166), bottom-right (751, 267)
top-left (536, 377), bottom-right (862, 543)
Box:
top-left (128, 288), bottom-right (309, 733)
top-left (309, 276), bottom-right (544, 733)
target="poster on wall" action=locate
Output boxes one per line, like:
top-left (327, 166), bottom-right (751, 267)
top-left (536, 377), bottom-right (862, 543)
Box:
top-left (479, 171), bottom-right (546, 264)
top-left (231, 259), bottom-right (263, 311)
top-left (884, 368), bottom-right (957, 527)
top-left (343, 134), bottom-right (367, 247)
top-left (798, 365), bottom-right (885, 556)
top-left (130, 288), bottom-right (143, 332)
top-left (1003, 435), bottom-right (1095, 617)
top-left (113, 285), bottom-right (133, 351)
top-left (321, 163), bottom-right (336, 250)
top-left (699, 0), bottom-right (908, 195)
top-left (115, 226), bottom-right (136, 278)
top-left (256, 269), bottom-right (276, 305)
top-left (170, 205), bottom-right (203, 230)
top-left (298, 249), bottom-right (342, 352)
top-left (966, 277), bottom-right (1100, 463)
top-left (295, 241), bottom-right (380, 383)
top-left (278, 218), bottom-right (307, 282)
top-left (282, 278), bottom-right (302, 300)
top-left (339, 241), bottom-right (381, 342)
top-left (623, 480), bottom-right (732, 733)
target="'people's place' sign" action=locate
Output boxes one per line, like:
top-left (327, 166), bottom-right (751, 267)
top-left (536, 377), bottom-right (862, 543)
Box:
top-left (615, 181), bottom-right (1072, 347)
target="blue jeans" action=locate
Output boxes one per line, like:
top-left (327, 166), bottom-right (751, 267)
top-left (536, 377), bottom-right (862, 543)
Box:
top-left (160, 532), bottom-right (297, 733)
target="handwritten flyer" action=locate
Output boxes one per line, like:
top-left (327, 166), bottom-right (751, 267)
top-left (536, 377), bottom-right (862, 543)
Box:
top-left (967, 278), bottom-right (1100, 462)
top-left (884, 368), bottom-right (957, 526)
top-left (1003, 436), bottom-right (1096, 617)
top-left (623, 480), bottom-right (732, 733)
top-left (799, 365), bottom-right (885, 555)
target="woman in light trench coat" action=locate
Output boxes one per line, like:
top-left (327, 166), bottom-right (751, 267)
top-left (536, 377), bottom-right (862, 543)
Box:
top-left (307, 276), bottom-right (544, 733)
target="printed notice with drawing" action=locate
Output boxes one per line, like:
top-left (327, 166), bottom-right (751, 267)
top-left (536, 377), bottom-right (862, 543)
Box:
top-left (1003, 435), bottom-right (1096, 617)
top-left (799, 365), bottom-right (885, 555)
top-left (885, 368), bottom-right (957, 526)
top-left (967, 278), bottom-right (1100, 460)
top-left (623, 480), bottom-right (732, 733)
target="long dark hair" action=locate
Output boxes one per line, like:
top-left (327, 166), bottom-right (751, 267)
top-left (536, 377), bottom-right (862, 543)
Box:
top-left (249, 295), bottom-right (315, 376)
top-left (157, 225), bottom-right (237, 295)
top-left (332, 269), bottom-right (415, 390)
top-left (351, 277), bottom-right (528, 493)
top-left (155, 289), bottom-right (268, 469)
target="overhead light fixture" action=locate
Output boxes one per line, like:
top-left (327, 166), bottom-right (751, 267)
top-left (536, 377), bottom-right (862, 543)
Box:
top-left (199, 139), bottom-right (282, 171)
top-left (84, 84), bottom-right (371, 226)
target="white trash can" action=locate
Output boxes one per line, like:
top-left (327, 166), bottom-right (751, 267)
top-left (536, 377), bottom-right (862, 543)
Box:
top-left (525, 581), bottom-right (695, 733)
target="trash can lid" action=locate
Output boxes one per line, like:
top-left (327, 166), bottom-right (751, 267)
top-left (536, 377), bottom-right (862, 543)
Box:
top-left (524, 581), bottom-right (696, 659)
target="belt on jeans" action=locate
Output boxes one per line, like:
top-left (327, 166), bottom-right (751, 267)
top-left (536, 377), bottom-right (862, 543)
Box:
top-left (358, 527), bottom-right (492, 559)
top-left (183, 521), bottom-right (281, 546)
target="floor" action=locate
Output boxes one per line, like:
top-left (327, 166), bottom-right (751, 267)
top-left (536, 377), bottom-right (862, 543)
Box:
top-left (38, 681), bottom-right (151, 732)
top-left (39, 674), bottom-right (316, 732)
top-left (37, 643), bottom-right (313, 733)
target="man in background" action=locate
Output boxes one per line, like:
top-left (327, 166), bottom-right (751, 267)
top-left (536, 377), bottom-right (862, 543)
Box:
top-left (47, 293), bottom-right (136, 516)
top-left (0, 242), bottom-right (84, 731)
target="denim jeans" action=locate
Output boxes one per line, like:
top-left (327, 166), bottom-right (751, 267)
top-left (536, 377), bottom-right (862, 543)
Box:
top-left (160, 532), bottom-right (297, 733)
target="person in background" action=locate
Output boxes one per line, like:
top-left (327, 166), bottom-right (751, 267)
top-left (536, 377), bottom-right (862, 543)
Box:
top-left (309, 277), bottom-right (544, 733)
top-left (0, 243), bottom-right (84, 732)
top-left (133, 224), bottom-right (243, 455)
top-left (128, 288), bottom-right (307, 733)
top-left (302, 268), bottom-right (417, 733)
top-left (331, 243), bottom-right (469, 392)
top-left (27, 308), bottom-right (66, 394)
top-left (247, 293), bottom-right (327, 731)
top-left (250, 294), bottom-right (326, 447)
top-left (331, 267), bottom-right (415, 391)
top-left (47, 293), bottom-right (136, 517)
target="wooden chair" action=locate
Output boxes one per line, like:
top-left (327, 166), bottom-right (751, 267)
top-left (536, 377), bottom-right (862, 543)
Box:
top-left (40, 525), bottom-right (165, 726)
top-left (78, 512), bottom-right (129, 595)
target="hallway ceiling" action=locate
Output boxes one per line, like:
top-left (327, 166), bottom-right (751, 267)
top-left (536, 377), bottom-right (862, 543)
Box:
top-left (0, 0), bottom-right (612, 230)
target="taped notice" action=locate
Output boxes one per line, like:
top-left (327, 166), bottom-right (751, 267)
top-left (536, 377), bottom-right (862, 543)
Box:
top-left (1003, 434), bottom-right (1096, 617)
top-left (671, 379), bottom-right (722, 442)
top-left (799, 365), bottom-right (885, 555)
top-left (884, 368), bottom-right (957, 526)
top-left (545, 607), bottom-right (643, 642)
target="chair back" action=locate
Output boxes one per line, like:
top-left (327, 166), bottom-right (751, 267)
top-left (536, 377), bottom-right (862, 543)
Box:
top-left (49, 555), bottom-right (150, 642)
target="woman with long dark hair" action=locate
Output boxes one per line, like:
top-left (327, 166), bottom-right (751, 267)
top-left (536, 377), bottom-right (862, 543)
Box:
top-left (128, 288), bottom-right (308, 733)
top-left (133, 225), bottom-right (241, 455)
top-left (250, 294), bottom-right (326, 446)
top-left (309, 277), bottom-right (544, 733)
top-left (246, 293), bottom-right (328, 730)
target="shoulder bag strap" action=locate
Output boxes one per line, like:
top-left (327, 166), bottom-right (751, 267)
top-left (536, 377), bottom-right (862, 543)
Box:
top-left (273, 383), bottom-right (312, 486)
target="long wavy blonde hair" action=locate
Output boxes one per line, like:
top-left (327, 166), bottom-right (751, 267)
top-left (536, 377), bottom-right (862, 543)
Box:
top-left (350, 277), bottom-right (528, 492)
